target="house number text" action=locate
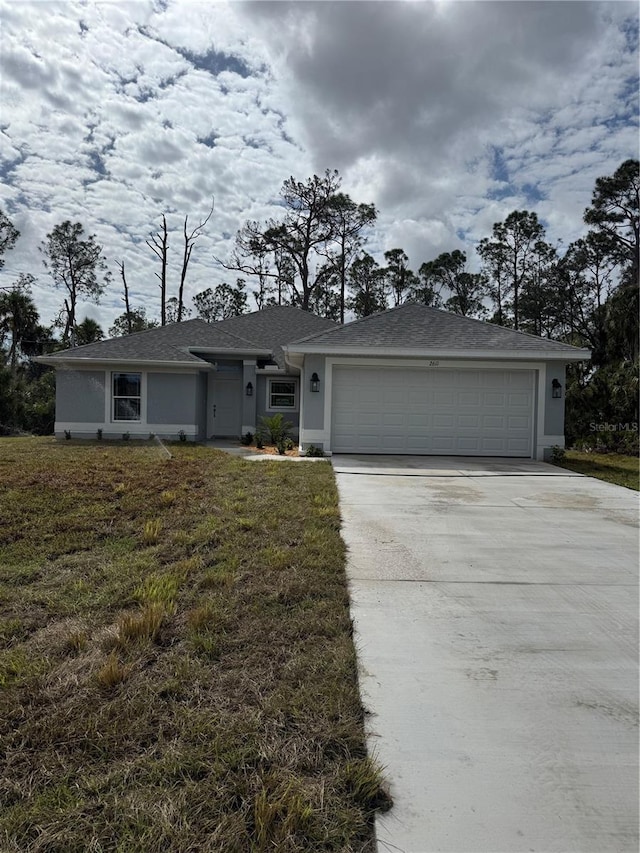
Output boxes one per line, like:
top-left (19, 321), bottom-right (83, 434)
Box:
top-left (429, 360), bottom-right (440, 367)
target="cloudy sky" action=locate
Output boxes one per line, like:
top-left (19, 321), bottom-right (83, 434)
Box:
top-left (0, 0), bottom-right (638, 333)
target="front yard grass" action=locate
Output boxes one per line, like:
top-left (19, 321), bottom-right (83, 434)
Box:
top-left (0, 437), bottom-right (389, 852)
top-left (555, 449), bottom-right (640, 491)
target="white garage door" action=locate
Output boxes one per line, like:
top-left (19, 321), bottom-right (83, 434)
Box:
top-left (331, 366), bottom-right (534, 456)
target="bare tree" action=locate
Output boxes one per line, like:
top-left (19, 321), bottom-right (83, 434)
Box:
top-left (177, 199), bottom-right (214, 323)
top-left (146, 215), bottom-right (169, 326)
top-left (116, 260), bottom-right (132, 335)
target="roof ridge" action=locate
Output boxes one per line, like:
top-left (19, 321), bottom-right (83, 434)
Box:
top-left (288, 303), bottom-right (416, 344)
top-left (288, 301), bottom-right (580, 349)
top-left (187, 323), bottom-right (261, 349)
top-left (411, 302), bottom-right (571, 346)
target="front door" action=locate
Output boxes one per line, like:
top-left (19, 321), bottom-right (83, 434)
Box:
top-left (207, 374), bottom-right (242, 438)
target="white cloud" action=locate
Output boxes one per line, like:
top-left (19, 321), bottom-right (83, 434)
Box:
top-left (0, 0), bottom-right (637, 334)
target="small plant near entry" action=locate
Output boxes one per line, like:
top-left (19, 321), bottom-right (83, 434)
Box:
top-left (551, 445), bottom-right (566, 463)
top-left (241, 431), bottom-right (254, 446)
top-left (258, 413), bottom-right (293, 448)
top-left (64, 430), bottom-right (71, 440)
top-left (96, 428), bottom-right (103, 441)
top-left (178, 429), bottom-right (187, 442)
top-left (122, 431), bottom-right (130, 441)
top-left (255, 433), bottom-right (264, 449)
top-left (142, 518), bottom-right (162, 545)
top-left (304, 444), bottom-right (325, 458)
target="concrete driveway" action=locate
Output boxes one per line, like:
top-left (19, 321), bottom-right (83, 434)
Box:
top-left (332, 455), bottom-right (639, 853)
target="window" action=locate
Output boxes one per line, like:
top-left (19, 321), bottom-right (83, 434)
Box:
top-left (112, 372), bottom-right (141, 421)
top-left (268, 379), bottom-right (296, 410)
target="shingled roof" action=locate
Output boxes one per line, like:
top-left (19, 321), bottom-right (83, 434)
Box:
top-left (39, 303), bottom-right (589, 367)
top-left (38, 319), bottom-right (260, 364)
top-left (209, 306), bottom-right (339, 367)
top-left (287, 303), bottom-right (591, 359)
top-left (38, 308), bottom-right (339, 367)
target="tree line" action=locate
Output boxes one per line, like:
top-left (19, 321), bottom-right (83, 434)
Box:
top-left (0, 159), bottom-right (638, 448)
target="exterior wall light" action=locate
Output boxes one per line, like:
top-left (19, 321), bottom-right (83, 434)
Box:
top-left (246, 382), bottom-right (253, 397)
top-left (310, 372), bottom-right (320, 393)
top-left (551, 378), bottom-right (562, 399)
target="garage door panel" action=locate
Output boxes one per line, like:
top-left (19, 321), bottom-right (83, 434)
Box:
top-left (408, 391), bottom-right (431, 406)
top-left (382, 412), bottom-right (406, 428)
top-left (434, 391), bottom-right (455, 405)
top-left (382, 390), bottom-right (407, 408)
top-left (433, 414), bottom-right (455, 429)
top-left (508, 415), bottom-right (530, 429)
top-left (331, 366), bottom-right (534, 457)
top-left (507, 438), bottom-right (531, 452)
top-left (459, 391), bottom-right (481, 406)
top-left (357, 388), bottom-right (379, 405)
top-left (333, 411), bottom-right (355, 427)
top-left (508, 392), bottom-right (531, 407)
top-left (459, 415), bottom-right (480, 428)
top-left (484, 392), bottom-right (505, 406)
top-left (431, 436), bottom-right (457, 451)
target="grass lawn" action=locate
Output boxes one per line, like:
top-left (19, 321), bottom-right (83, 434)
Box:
top-left (0, 437), bottom-right (389, 852)
top-left (554, 449), bottom-right (640, 491)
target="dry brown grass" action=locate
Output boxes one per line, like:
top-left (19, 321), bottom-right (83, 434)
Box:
top-left (0, 437), bottom-right (389, 852)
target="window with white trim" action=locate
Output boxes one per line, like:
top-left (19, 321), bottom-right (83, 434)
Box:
top-left (268, 379), bottom-right (297, 410)
top-left (112, 372), bottom-right (141, 421)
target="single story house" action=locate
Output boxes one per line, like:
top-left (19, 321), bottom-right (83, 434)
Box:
top-left (38, 303), bottom-right (591, 460)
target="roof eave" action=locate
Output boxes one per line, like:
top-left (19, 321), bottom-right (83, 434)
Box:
top-left (187, 347), bottom-right (272, 357)
top-left (33, 356), bottom-right (212, 369)
top-left (283, 345), bottom-right (592, 361)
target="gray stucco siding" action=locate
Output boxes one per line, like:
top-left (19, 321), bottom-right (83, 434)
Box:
top-left (196, 372), bottom-right (208, 440)
top-left (544, 363), bottom-right (567, 437)
top-left (56, 369), bottom-right (106, 423)
top-left (147, 372), bottom-right (198, 425)
top-left (301, 354), bottom-right (326, 431)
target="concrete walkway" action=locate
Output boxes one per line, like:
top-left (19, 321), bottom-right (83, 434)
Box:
top-left (332, 455), bottom-right (639, 853)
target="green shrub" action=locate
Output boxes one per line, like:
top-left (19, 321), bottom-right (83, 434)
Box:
top-left (258, 413), bottom-right (292, 447)
top-left (241, 431), bottom-right (254, 446)
top-left (304, 445), bottom-right (324, 458)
